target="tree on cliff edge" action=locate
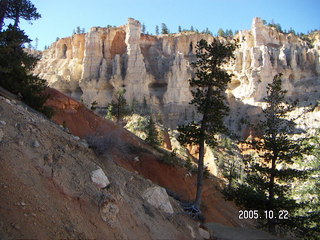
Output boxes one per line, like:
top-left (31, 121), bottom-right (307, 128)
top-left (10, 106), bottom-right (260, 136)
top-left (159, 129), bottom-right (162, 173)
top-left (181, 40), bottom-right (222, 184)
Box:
top-left (178, 39), bottom-right (236, 216)
top-left (161, 23), bottom-right (169, 34)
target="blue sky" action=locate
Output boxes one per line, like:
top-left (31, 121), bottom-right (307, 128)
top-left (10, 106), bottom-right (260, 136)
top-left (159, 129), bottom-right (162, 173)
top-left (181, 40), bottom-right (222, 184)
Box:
top-left (15, 0), bottom-right (320, 50)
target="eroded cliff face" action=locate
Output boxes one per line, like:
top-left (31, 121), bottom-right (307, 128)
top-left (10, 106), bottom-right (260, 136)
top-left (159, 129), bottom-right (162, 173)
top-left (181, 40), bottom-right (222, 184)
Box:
top-left (34, 18), bottom-right (320, 133)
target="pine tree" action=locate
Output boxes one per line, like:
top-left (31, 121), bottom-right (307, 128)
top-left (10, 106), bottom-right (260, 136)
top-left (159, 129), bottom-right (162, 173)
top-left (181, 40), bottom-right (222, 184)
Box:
top-left (106, 88), bottom-right (130, 124)
top-left (141, 96), bottom-right (150, 115)
top-left (76, 26), bottom-right (81, 34)
top-left (178, 39), bottom-right (236, 215)
top-left (294, 129), bottom-right (320, 239)
top-left (230, 74), bottom-right (308, 234)
top-left (0, 1), bottom-right (52, 118)
top-left (34, 37), bottom-right (38, 49)
top-left (178, 25), bottom-right (182, 33)
top-left (0, 0), bottom-right (9, 31)
top-left (145, 116), bottom-right (160, 147)
top-left (0, 0), bottom-right (41, 30)
top-left (155, 25), bottom-right (159, 35)
top-left (142, 23), bottom-right (146, 34)
top-left (161, 23), bottom-right (169, 34)
top-left (217, 28), bottom-right (225, 37)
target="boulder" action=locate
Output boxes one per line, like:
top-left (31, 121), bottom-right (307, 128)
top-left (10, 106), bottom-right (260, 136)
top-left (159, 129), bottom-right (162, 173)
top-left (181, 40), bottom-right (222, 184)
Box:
top-left (198, 227), bottom-right (210, 239)
top-left (33, 140), bottom-right (40, 148)
top-left (100, 202), bottom-right (119, 227)
top-left (91, 168), bottom-right (110, 189)
top-left (142, 186), bottom-right (174, 214)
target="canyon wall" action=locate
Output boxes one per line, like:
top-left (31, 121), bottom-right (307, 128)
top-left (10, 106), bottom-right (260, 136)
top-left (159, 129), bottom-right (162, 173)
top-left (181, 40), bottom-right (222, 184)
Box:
top-left (35, 18), bottom-right (320, 133)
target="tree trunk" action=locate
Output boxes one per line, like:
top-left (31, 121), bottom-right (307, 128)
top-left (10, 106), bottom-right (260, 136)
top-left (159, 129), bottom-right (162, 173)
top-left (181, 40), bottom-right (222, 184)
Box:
top-left (194, 87), bottom-right (212, 209)
top-left (0, 0), bottom-right (9, 31)
top-left (13, 1), bottom-right (21, 29)
top-left (268, 152), bottom-right (277, 234)
top-left (194, 125), bottom-right (206, 209)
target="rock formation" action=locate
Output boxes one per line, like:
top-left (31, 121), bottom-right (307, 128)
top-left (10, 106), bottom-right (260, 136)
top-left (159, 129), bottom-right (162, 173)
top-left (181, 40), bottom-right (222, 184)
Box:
top-left (34, 17), bottom-right (320, 133)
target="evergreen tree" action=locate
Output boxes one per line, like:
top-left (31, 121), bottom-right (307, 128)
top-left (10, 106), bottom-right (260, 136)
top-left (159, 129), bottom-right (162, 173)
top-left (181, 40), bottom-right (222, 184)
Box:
top-left (145, 116), bottom-right (160, 147)
top-left (130, 97), bottom-right (139, 114)
top-left (34, 36), bottom-right (38, 49)
top-left (155, 25), bottom-right (159, 35)
top-left (178, 39), bottom-right (236, 215)
top-left (294, 129), bottom-right (320, 239)
top-left (217, 28), bottom-right (225, 37)
top-left (0, 1), bottom-right (52, 118)
top-left (228, 74), bottom-right (308, 235)
top-left (225, 29), bottom-right (233, 37)
top-left (141, 96), bottom-right (150, 115)
top-left (106, 88), bottom-right (130, 124)
top-left (178, 25), bottom-right (182, 33)
top-left (0, 0), bottom-right (9, 31)
top-left (161, 23), bottom-right (169, 34)
top-left (0, 0), bottom-right (41, 30)
top-left (142, 23), bottom-right (146, 34)
top-left (190, 25), bottom-right (194, 32)
top-left (203, 27), bottom-right (212, 35)
top-left (76, 26), bottom-right (81, 34)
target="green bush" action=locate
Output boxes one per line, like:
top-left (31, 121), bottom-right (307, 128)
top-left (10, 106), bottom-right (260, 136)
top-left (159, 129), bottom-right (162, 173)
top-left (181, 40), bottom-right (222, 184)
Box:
top-left (162, 151), bottom-right (179, 166)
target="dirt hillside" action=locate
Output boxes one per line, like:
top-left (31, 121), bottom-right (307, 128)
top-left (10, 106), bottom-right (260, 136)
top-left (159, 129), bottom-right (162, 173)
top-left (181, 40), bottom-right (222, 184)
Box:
top-left (0, 88), bottom-right (281, 239)
top-left (0, 94), bottom-right (204, 239)
top-left (45, 87), bottom-right (250, 227)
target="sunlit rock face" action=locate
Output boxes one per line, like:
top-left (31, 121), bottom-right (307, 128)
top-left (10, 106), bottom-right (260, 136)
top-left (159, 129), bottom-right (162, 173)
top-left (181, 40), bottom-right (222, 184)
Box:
top-left (35, 17), bottom-right (320, 132)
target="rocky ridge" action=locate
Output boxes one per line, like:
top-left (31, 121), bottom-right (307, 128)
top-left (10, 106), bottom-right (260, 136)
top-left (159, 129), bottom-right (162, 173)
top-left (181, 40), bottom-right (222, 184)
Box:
top-left (34, 18), bottom-right (320, 133)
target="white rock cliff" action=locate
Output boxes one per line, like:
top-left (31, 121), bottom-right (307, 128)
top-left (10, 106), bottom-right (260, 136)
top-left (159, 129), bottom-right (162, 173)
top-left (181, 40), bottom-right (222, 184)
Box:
top-left (34, 17), bottom-right (320, 134)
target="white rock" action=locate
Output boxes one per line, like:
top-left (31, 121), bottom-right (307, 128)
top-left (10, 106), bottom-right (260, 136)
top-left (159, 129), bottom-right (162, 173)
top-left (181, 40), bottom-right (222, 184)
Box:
top-left (187, 225), bottom-right (195, 238)
top-left (33, 140), bottom-right (40, 148)
top-left (0, 120), bottom-right (6, 125)
top-left (199, 228), bottom-right (210, 239)
top-left (80, 140), bottom-right (89, 148)
top-left (134, 156), bottom-right (140, 162)
top-left (5, 99), bottom-right (11, 104)
top-left (73, 136), bottom-right (80, 141)
top-left (91, 168), bottom-right (110, 189)
top-left (142, 186), bottom-right (174, 214)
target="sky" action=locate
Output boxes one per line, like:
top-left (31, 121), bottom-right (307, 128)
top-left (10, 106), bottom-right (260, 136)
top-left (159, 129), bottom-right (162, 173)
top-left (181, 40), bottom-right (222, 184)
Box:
top-left (13, 0), bottom-right (320, 50)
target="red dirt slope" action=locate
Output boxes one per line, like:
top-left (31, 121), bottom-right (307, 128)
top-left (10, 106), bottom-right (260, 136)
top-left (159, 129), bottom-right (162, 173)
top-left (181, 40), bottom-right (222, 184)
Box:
top-left (45, 88), bottom-right (252, 227)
